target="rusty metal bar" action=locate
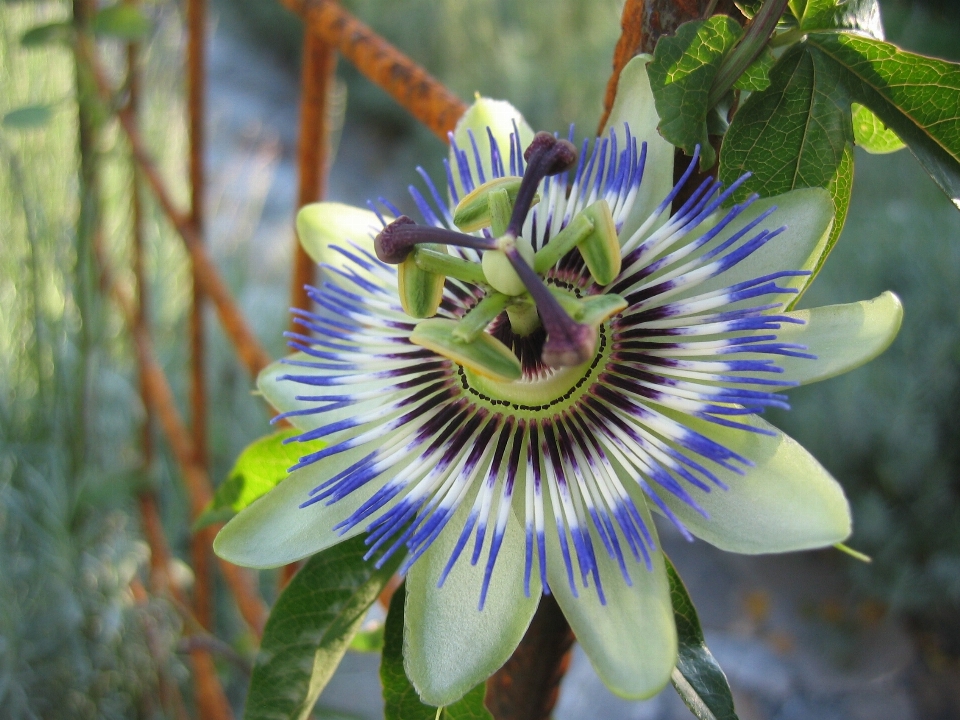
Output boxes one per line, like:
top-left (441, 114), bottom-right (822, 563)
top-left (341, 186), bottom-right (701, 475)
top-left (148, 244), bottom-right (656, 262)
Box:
top-left (93, 232), bottom-right (268, 639)
top-left (278, 0), bottom-right (465, 141)
top-left (186, 0), bottom-right (214, 649)
top-left (290, 15), bottom-right (337, 324)
top-left (82, 45), bottom-right (273, 379)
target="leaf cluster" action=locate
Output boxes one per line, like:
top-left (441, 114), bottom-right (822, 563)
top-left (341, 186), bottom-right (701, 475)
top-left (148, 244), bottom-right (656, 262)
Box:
top-left (649, 0), bottom-right (960, 282)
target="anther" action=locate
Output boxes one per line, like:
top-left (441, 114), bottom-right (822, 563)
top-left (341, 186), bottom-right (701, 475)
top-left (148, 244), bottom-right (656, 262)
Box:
top-left (374, 215), bottom-right (497, 264)
top-left (508, 132), bottom-right (578, 237)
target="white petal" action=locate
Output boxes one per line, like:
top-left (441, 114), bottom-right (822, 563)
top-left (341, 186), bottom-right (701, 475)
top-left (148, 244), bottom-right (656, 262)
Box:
top-left (602, 55), bottom-right (676, 244)
top-left (297, 202), bottom-right (388, 287)
top-left (545, 494), bottom-right (677, 699)
top-left (213, 445), bottom-right (386, 568)
top-left (767, 292), bottom-right (903, 385)
top-left (405, 493), bottom-right (540, 706)
top-left (641, 411), bottom-right (851, 554)
top-left (670, 187), bottom-right (834, 303)
top-left (451, 97), bottom-right (534, 198)
top-left (258, 353), bottom-right (400, 432)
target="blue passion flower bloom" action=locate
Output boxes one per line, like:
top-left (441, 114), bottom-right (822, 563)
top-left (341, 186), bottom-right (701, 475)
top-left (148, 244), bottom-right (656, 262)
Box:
top-left (215, 57), bottom-right (902, 704)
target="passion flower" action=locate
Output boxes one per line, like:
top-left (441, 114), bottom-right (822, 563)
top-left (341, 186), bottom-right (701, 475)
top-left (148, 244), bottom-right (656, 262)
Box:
top-left (215, 57), bottom-right (902, 704)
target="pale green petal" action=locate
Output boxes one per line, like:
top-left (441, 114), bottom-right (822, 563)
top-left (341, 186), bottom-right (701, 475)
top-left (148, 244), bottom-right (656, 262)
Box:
top-left (451, 97), bottom-right (534, 198)
top-left (296, 202), bottom-right (384, 282)
top-left (603, 55), bottom-right (676, 244)
top-left (545, 495), bottom-right (677, 699)
top-left (213, 445), bottom-right (385, 568)
top-left (643, 412), bottom-right (851, 554)
top-left (257, 353), bottom-right (398, 432)
top-left (670, 187), bottom-right (834, 303)
top-left (762, 292), bottom-right (903, 386)
top-left (405, 494), bottom-right (540, 706)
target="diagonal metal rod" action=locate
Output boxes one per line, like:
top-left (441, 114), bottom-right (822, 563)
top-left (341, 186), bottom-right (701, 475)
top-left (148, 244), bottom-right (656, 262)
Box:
top-left (82, 44), bottom-right (273, 378)
top-left (279, 0), bottom-right (466, 140)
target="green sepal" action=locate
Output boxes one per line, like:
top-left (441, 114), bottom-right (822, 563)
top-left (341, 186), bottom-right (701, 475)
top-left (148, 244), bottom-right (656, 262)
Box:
top-left (411, 318), bottom-right (521, 381)
top-left (243, 536), bottom-right (403, 720)
top-left (381, 586), bottom-right (492, 720)
top-left (399, 245), bottom-right (447, 318)
top-left (666, 556), bottom-right (740, 720)
top-left (453, 177), bottom-right (528, 233)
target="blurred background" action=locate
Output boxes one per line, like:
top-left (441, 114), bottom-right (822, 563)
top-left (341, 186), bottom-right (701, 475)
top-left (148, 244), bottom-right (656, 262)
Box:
top-left (1, 0), bottom-right (959, 717)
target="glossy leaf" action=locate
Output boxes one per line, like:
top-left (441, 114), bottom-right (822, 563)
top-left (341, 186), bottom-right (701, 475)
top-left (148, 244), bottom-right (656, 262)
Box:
top-left (796, 0), bottom-right (884, 39)
top-left (92, 4), bottom-right (151, 40)
top-left (807, 32), bottom-right (960, 210)
top-left (720, 44), bottom-right (852, 200)
top-left (719, 44), bottom-right (853, 281)
top-left (244, 537), bottom-right (402, 720)
top-left (648, 16), bottom-right (744, 169)
top-left (733, 49), bottom-right (775, 92)
top-left (381, 586), bottom-right (492, 720)
top-left (3, 104), bottom-right (53, 129)
top-left (666, 557), bottom-right (739, 720)
top-left (852, 103), bottom-right (905, 154)
top-left (195, 429), bottom-right (313, 530)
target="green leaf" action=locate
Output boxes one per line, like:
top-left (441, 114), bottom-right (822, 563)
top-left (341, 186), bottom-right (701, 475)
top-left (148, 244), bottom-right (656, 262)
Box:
top-left (92, 4), bottom-right (150, 40)
top-left (806, 32), bottom-right (960, 210)
top-left (648, 16), bottom-right (744, 169)
top-left (796, 0), bottom-right (884, 39)
top-left (666, 556), bottom-right (739, 720)
top-left (851, 103), bottom-right (904, 154)
top-left (195, 429), bottom-right (318, 530)
top-left (809, 142), bottom-right (853, 287)
top-left (733, 49), bottom-right (775, 92)
top-left (381, 585), bottom-right (492, 720)
top-left (21, 21), bottom-right (72, 47)
top-left (721, 44), bottom-right (852, 198)
top-left (2, 104), bottom-right (54, 129)
top-left (244, 537), bottom-right (402, 720)
top-left (719, 44), bottom-right (853, 282)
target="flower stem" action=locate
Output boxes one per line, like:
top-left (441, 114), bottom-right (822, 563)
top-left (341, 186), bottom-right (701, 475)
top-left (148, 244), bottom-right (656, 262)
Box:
top-left (708, 0), bottom-right (790, 108)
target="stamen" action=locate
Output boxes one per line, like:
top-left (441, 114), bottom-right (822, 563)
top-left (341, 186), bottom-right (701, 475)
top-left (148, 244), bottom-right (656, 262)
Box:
top-left (375, 215), bottom-right (497, 264)
top-left (503, 244), bottom-right (597, 367)
top-left (508, 132), bottom-right (578, 237)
